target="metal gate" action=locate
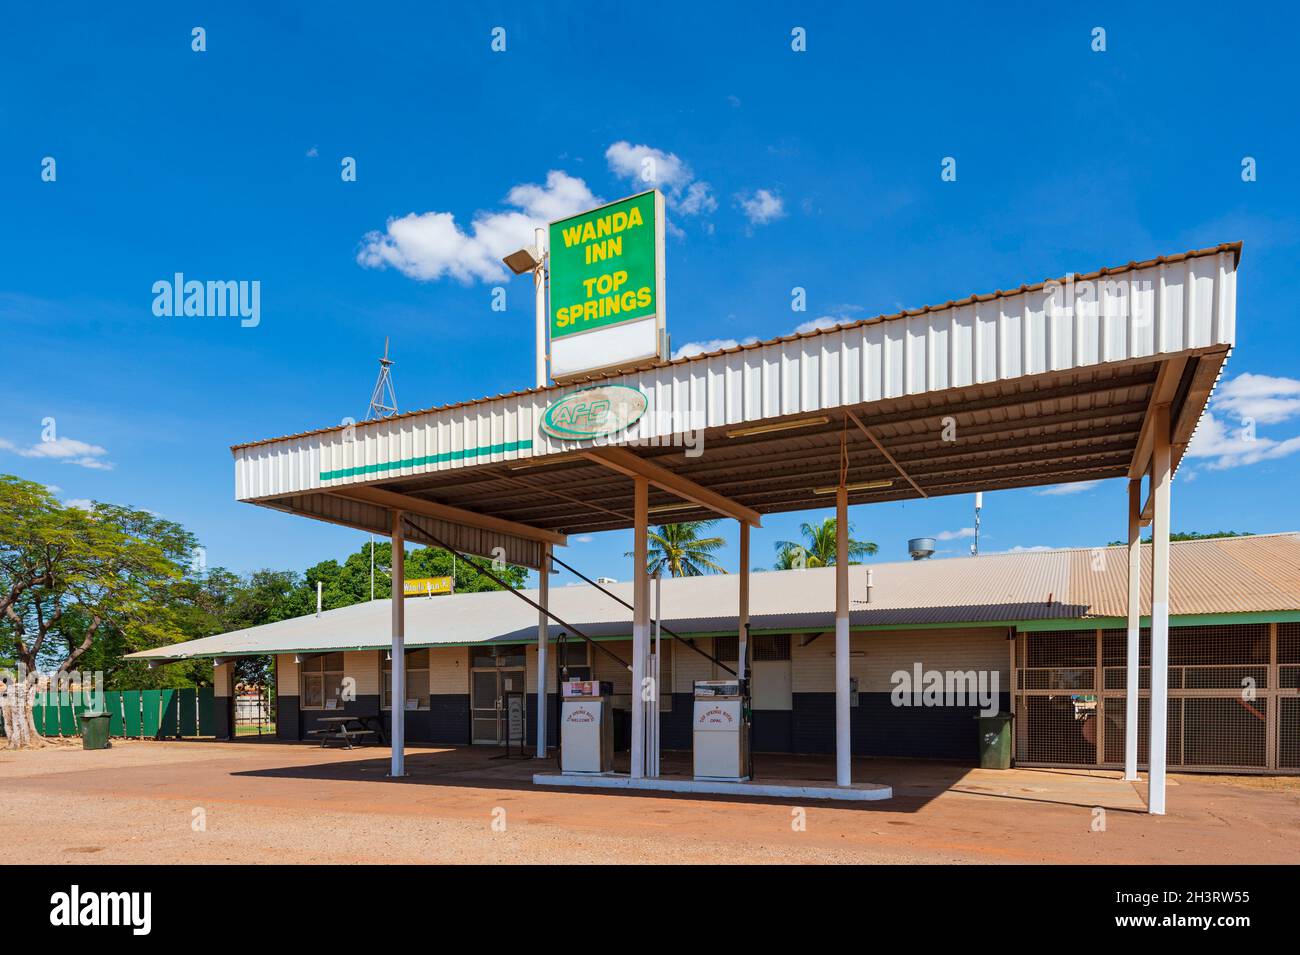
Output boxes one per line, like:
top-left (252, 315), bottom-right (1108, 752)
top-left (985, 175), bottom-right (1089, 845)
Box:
top-left (1013, 623), bottom-right (1300, 774)
top-left (234, 685), bottom-right (276, 737)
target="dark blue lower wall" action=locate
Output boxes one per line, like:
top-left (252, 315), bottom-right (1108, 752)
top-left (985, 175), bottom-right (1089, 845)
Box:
top-left (381, 708), bottom-right (433, 742)
top-left (214, 695), bottom-right (234, 740)
top-left (753, 710), bottom-right (793, 752)
top-left (278, 687), bottom-right (1009, 763)
top-left (793, 692), bottom-right (1011, 760)
top-left (277, 696), bottom-right (300, 741)
top-left (428, 694), bottom-right (470, 744)
top-left (525, 693), bottom-right (560, 748)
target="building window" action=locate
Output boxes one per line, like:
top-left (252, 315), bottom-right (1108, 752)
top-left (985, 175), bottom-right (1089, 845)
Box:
top-left (752, 634), bottom-right (791, 661)
top-left (470, 645), bottom-right (526, 669)
top-left (301, 652), bottom-right (345, 710)
top-left (382, 649), bottom-right (430, 710)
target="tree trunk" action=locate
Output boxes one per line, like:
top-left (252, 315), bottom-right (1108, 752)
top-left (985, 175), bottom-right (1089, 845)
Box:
top-left (1, 674), bottom-right (47, 749)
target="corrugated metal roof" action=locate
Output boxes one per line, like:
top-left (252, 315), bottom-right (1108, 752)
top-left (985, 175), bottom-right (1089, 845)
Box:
top-left (129, 531), bottom-right (1300, 660)
top-left (230, 242), bottom-right (1241, 454)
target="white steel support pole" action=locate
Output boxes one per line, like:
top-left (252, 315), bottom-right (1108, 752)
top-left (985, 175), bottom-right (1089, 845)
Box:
top-left (389, 509), bottom-right (406, 778)
top-left (1148, 405), bottom-right (1172, 814)
top-left (738, 522), bottom-right (750, 682)
top-left (652, 569), bottom-right (662, 777)
top-left (835, 484), bottom-right (852, 787)
top-left (1124, 478), bottom-right (1142, 781)
top-left (534, 227), bottom-right (547, 389)
top-left (631, 477), bottom-right (649, 780)
top-left (536, 543), bottom-right (550, 758)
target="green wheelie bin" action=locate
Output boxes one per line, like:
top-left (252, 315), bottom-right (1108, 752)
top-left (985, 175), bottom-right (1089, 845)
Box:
top-left (80, 711), bottom-right (112, 750)
top-left (975, 712), bottom-right (1013, 769)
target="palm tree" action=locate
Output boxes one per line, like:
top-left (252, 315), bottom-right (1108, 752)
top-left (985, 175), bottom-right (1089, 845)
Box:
top-left (774, 517), bottom-right (876, 569)
top-left (625, 521), bottom-right (728, 577)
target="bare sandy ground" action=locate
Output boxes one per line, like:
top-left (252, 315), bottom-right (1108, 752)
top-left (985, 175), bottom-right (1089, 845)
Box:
top-left (2, 740), bottom-right (1297, 864)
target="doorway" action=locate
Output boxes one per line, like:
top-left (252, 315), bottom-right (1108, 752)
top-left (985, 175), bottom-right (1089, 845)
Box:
top-left (469, 644), bottom-right (526, 745)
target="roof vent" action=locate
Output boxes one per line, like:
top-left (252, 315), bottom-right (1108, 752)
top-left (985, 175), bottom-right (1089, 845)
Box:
top-left (908, 537), bottom-right (936, 560)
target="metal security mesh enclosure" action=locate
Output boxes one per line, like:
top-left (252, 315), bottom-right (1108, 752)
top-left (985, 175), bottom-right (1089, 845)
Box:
top-left (1013, 623), bottom-right (1298, 774)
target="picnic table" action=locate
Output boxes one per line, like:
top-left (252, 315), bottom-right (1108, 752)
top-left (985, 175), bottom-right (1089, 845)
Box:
top-left (306, 714), bottom-right (387, 749)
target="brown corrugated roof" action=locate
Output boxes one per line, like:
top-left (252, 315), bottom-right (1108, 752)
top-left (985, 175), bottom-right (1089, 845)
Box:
top-left (1065, 532), bottom-right (1300, 617)
top-left (230, 242), bottom-right (1243, 453)
top-left (129, 531), bottom-right (1297, 660)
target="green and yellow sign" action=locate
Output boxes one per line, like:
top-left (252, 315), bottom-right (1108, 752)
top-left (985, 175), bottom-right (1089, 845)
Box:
top-left (549, 190), bottom-right (661, 339)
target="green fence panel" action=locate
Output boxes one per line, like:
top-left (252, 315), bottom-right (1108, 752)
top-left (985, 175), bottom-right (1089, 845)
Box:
top-left (60, 701), bottom-right (82, 736)
top-left (178, 688), bottom-right (197, 736)
top-left (158, 689), bottom-right (178, 738)
top-left (38, 696), bottom-right (62, 737)
top-left (197, 687), bottom-right (215, 736)
top-left (141, 690), bottom-right (161, 737)
top-left (106, 691), bottom-right (124, 736)
top-left (32, 697), bottom-right (48, 736)
top-left (122, 691), bottom-right (142, 738)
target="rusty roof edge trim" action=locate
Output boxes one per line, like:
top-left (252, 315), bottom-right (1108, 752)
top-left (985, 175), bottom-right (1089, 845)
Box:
top-left (230, 241), bottom-right (1243, 454)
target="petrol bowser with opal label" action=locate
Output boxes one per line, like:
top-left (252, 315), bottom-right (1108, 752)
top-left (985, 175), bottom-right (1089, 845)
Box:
top-left (692, 680), bottom-right (751, 781)
top-left (561, 680), bottom-right (614, 774)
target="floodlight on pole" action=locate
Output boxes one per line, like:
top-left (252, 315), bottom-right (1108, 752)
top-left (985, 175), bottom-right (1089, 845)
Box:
top-left (502, 228), bottom-right (549, 388)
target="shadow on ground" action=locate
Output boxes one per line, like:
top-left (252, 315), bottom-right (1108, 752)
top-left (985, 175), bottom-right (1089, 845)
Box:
top-left (231, 743), bottom-right (1149, 814)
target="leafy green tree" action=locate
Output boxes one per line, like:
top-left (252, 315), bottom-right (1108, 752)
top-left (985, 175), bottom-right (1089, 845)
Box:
top-left (1104, 530), bottom-right (1254, 546)
top-left (625, 521), bottom-right (728, 577)
top-left (774, 517), bottom-right (877, 569)
top-left (0, 476), bottom-right (196, 745)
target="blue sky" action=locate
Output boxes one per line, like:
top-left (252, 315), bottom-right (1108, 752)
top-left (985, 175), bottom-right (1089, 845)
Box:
top-left (2, 3), bottom-right (1299, 587)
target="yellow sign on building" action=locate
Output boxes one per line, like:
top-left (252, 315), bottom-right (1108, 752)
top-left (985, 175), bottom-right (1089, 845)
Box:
top-left (403, 576), bottom-right (454, 597)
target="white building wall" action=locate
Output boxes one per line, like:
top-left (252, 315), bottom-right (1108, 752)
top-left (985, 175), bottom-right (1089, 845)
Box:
top-left (673, 636), bottom-right (714, 692)
top-left (594, 640), bottom-right (634, 694)
top-left (791, 628), bottom-right (1007, 693)
top-left (277, 654), bottom-right (299, 696)
top-left (851, 628), bottom-right (1009, 692)
top-left (345, 650), bottom-right (379, 697)
top-left (428, 647), bottom-right (468, 694)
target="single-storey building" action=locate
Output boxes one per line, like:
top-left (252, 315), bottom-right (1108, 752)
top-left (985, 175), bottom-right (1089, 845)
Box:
top-left (132, 532), bottom-right (1300, 774)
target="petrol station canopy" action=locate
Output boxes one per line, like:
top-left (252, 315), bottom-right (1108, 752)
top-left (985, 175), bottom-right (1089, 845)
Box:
top-left (231, 243), bottom-right (1240, 568)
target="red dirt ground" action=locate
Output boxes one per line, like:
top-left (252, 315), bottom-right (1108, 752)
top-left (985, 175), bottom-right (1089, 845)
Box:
top-left (3, 739), bottom-right (1297, 864)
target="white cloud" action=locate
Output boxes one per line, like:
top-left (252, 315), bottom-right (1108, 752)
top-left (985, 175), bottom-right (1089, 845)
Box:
top-left (357, 170), bottom-right (600, 284)
top-left (672, 336), bottom-right (759, 360)
top-left (1183, 373), bottom-right (1300, 469)
top-left (1186, 409), bottom-right (1300, 469)
top-left (574, 535), bottom-right (594, 544)
top-left (736, 189), bottom-right (785, 226)
top-left (1036, 480), bottom-right (1102, 496)
top-left (1003, 545), bottom-right (1055, 553)
top-left (794, 315), bottom-right (853, 335)
top-left (65, 498), bottom-right (95, 510)
top-left (935, 527), bottom-right (975, 541)
top-left (605, 141), bottom-right (718, 220)
top-left (675, 312), bottom-right (856, 361)
top-left (0, 436), bottom-right (114, 471)
top-left (1212, 372), bottom-right (1300, 424)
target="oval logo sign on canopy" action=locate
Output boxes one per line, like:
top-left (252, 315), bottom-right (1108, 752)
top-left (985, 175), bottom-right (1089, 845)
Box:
top-left (540, 384), bottom-right (648, 440)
